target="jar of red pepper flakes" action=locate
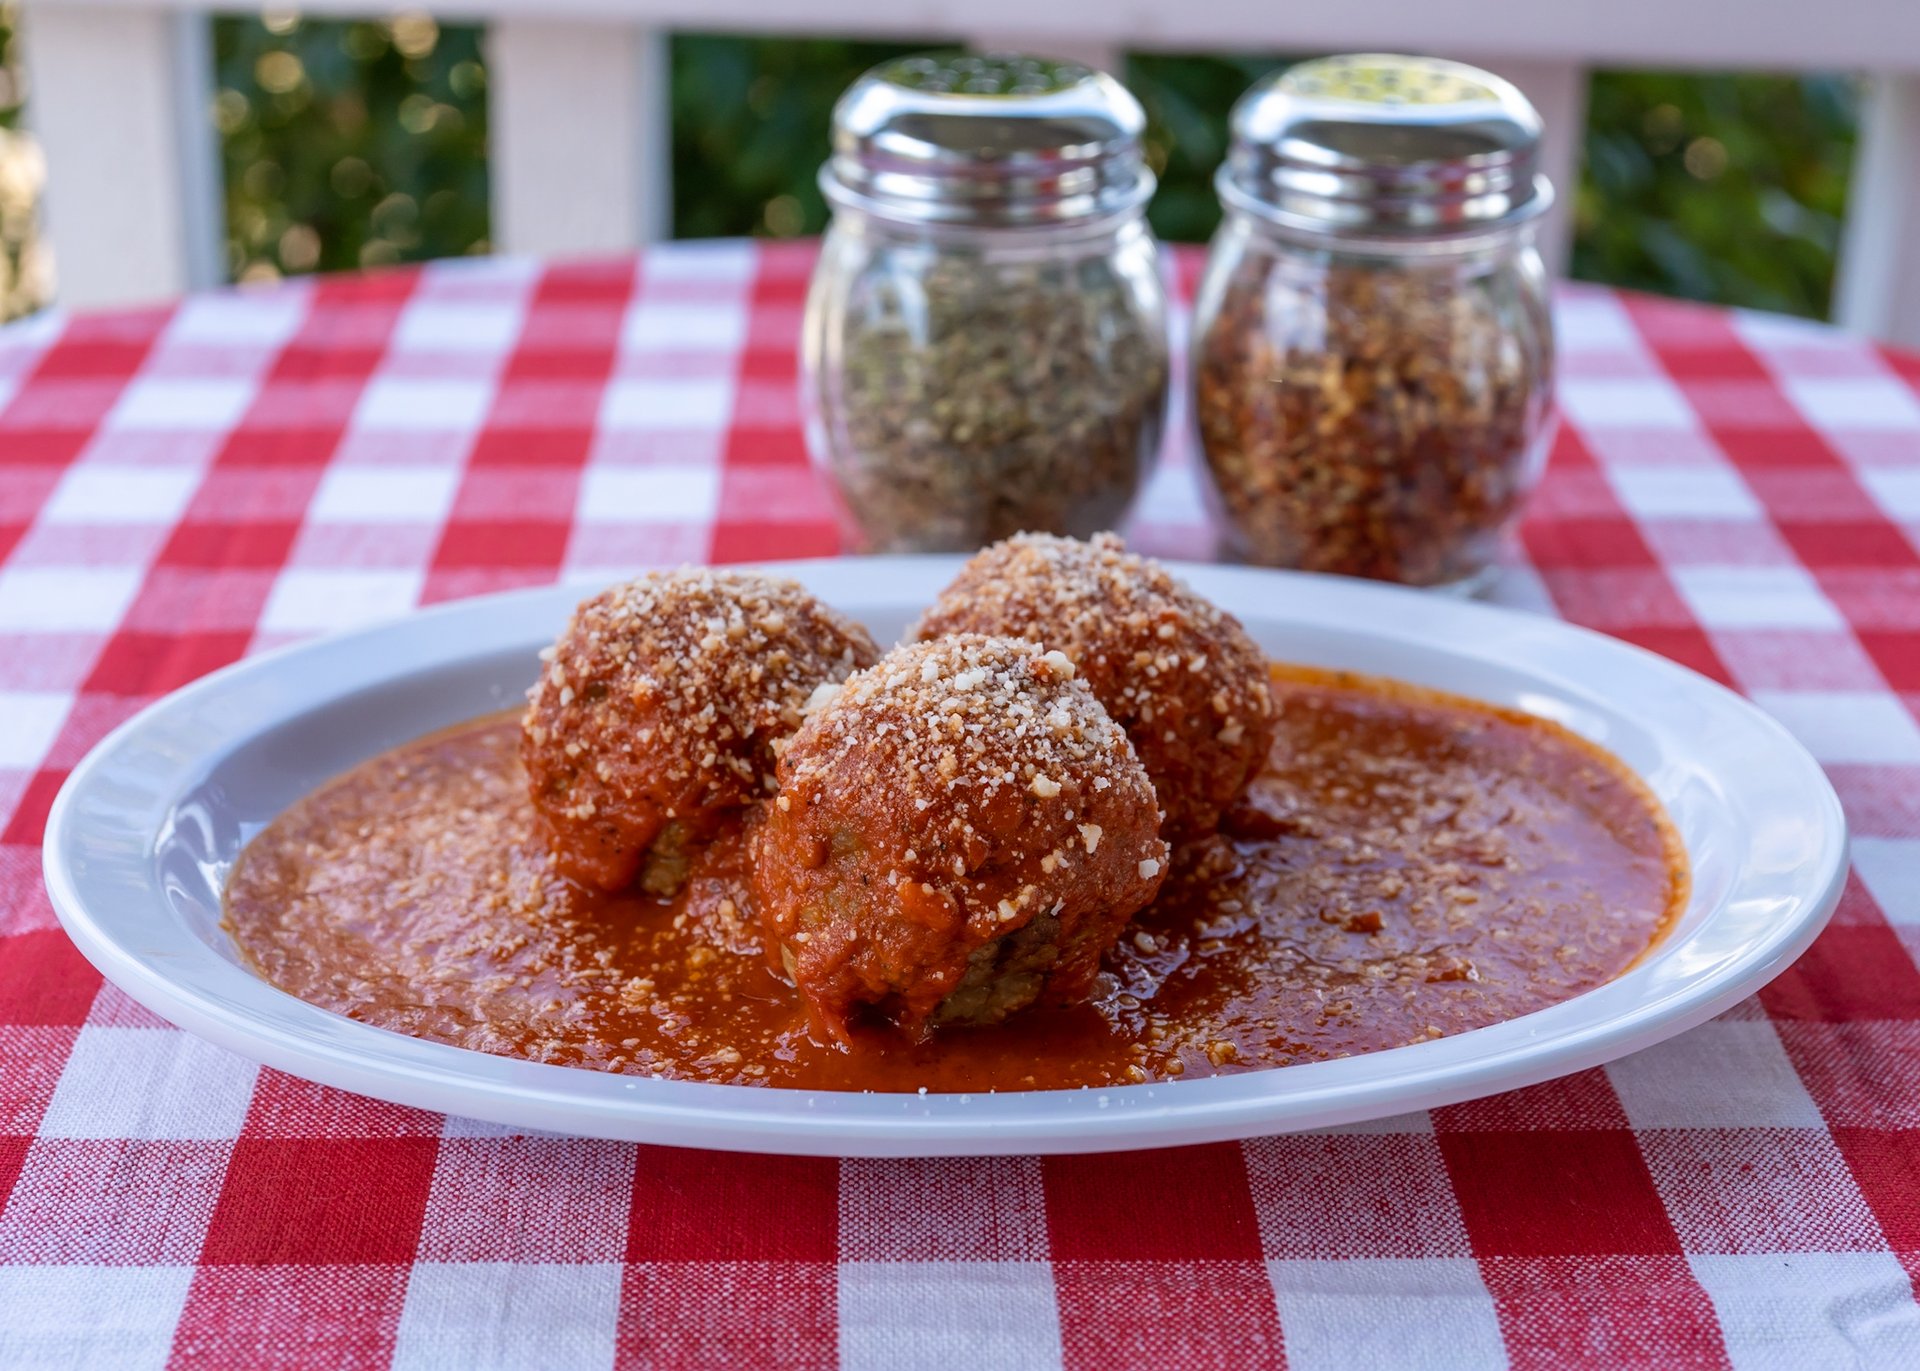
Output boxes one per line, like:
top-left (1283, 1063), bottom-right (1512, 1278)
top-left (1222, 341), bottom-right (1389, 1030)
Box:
top-left (1192, 55), bottom-right (1557, 590)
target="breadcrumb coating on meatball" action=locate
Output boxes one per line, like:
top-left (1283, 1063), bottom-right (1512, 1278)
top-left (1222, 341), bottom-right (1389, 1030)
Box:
top-left (754, 633), bottom-right (1168, 1043)
top-left (912, 532), bottom-right (1275, 841)
top-left (523, 569), bottom-right (879, 892)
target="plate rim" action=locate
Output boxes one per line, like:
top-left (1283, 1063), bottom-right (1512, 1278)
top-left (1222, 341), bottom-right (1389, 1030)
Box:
top-left (41, 557), bottom-right (1850, 1155)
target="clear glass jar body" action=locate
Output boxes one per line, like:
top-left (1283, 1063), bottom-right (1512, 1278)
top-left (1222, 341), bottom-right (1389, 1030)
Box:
top-left (1191, 208), bottom-right (1555, 589)
top-left (802, 206), bottom-right (1170, 553)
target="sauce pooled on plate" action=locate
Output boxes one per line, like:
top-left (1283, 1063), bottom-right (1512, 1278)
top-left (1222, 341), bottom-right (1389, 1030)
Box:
top-left (224, 665), bottom-right (1686, 1092)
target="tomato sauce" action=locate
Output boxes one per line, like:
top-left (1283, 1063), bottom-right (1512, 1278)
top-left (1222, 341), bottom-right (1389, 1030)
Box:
top-left (224, 665), bottom-right (1686, 1092)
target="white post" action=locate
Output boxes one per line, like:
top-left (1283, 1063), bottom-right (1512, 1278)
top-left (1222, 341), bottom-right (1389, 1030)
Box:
top-left (487, 20), bottom-right (670, 255)
top-left (968, 35), bottom-right (1126, 78)
top-left (1457, 57), bottom-right (1587, 279)
top-left (21, 5), bottom-right (224, 308)
top-left (1834, 73), bottom-right (1920, 347)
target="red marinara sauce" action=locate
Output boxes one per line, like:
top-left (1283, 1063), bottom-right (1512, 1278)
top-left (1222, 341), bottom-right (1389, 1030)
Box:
top-left (224, 664), bottom-right (1687, 1092)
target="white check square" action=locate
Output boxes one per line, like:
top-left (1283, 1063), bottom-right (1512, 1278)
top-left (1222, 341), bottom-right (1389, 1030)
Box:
top-left (598, 378), bottom-right (734, 430)
top-left (1850, 837), bottom-right (1920, 925)
top-left (840, 1158), bottom-right (1049, 1261)
top-left (353, 377), bottom-right (494, 431)
top-left (422, 252), bottom-right (540, 284)
top-left (309, 465), bottom-right (463, 524)
top-left (438, 1114), bottom-right (564, 1139)
top-left (1733, 308), bottom-right (1856, 352)
top-left (260, 569), bottom-right (424, 635)
top-left (1608, 1020), bottom-right (1824, 1128)
top-left (166, 293), bottom-right (306, 348)
top-left (0, 691), bottom-right (70, 768)
top-left (1858, 468), bottom-right (1920, 522)
top-left (1670, 566), bottom-right (1844, 631)
top-left (1136, 460), bottom-right (1209, 525)
top-left (416, 1138), bottom-right (635, 1263)
top-left (642, 238), bottom-right (755, 280)
top-left (39, 1026), bottom-right (257, 1139)
top-left (0, 1265), bottom-right (195, 1371)
top-left (1749, 690), bottom-right (1920, 766)
top-left (41, 464), bottom-right (203, 526)
top-left (620, 302), bottom-right (746, 352)
top-left (576, 465), bottom-right (721, 523)
top-left (1265, 1258), bottom-right (1506, 1371)
top-left (1552, 295), bottom-right (1646, 354)
top-left (391, 1262), bottom-right (622, 1371)
top-left (1785, 377), bottom-right (1920, 432)
top-left (838, 1262), bottom-right (1062, 1371)
top-left (393, 301), bottom-right (525, 354)
top-left (106, 378), bottom-right (256, 431)
top-left (1298, 1111), bottom-right (1435, 1136)
top-left (0, 567), bottom-right (143, 631)
top-left (1558, 377), bottom-right (1698, 430)
top-left (1607, 465), bottom-right (1762, 521)
top-left (1690, 1252), bottom-right (1920, 1370)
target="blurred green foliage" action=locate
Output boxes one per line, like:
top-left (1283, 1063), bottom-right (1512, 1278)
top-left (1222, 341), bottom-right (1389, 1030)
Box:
top-left (669, 33), bottom-right (918, 239)
top-left (1128, 54), bottom-right (1857, 320)
top-left (1127, 50), bottom-right (1292, 243)
top-left (0, 3), bottom-right (49, 318)
top-left (0, 17), bottom-right (1869, 323)
top-left (1574, 71), bottom-right (1858, 319)
top-left (212, 11), bottom-right (488, 281)
top-left (0, 9), bottom-right (20, 133)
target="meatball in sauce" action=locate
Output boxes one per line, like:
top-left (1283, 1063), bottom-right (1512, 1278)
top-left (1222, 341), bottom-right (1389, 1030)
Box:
top-left (753, 634), bottom-right (1168, 1044)
top-left (522, 569), bottom-right (878, 894)
top-left (914, 533), bottom-right (1274, 841)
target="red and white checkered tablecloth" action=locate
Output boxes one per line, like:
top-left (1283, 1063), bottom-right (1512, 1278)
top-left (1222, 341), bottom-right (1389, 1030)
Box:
top-left (3, 238), bottom-right (1920, 1369)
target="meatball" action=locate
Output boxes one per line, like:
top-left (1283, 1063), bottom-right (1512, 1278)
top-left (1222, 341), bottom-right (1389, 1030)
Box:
top-left (523, 569), bottom-right (879, 893)
top-left (912, 532), bottom-right (1275, 841)
top-left (753, 634), bottom-right (1168, 1043)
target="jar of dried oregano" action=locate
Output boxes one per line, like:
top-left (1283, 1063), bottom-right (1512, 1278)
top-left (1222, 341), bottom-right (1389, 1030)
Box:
top-left (1193, 55), bottom-right (1556, 589)
top-left (803, 54), bottom-right (1170, 552)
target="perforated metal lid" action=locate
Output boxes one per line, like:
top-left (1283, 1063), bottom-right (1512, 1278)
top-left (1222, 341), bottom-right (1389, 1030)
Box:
top-left (1219, 54), bottom-right (1552, 238)
top-left (823, 53), bottom-right (1154, 227)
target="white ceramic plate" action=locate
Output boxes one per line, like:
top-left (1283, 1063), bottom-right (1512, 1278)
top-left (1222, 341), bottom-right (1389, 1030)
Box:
top-left (44, 558), bottom-right (1847, 1156)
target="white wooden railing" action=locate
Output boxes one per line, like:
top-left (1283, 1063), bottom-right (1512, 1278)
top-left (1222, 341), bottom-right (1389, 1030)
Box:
top-left (19, 0), bottom-right (1920, 345)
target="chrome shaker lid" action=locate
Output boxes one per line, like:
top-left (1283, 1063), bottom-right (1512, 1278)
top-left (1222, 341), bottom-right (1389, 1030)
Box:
top-left (823, 52), bottom-right (1154, 227)
top-left (1219, 54), bottom-right (1552, 238)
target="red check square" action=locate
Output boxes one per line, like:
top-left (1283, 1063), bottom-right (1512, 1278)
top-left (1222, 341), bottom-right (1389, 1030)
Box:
top-left (200, 1137), bottom-right (439, 1264)
top-left (626, 1148), bottom-right (837, 1262)
top-left (0, 1026), bottom-right (78, 1132)
top-left (1778, 521), bottom-right (1920, 570)
top-left (1477, 1254), bottom-right (1728, 1370)
top-left (240, 1069), bottom-right (443, 1140)
top-left (83, 631), bottom-right (251, 696)
top-left (157, 521), bottom-right (303, 570)
top-left (431, 520), bottom-right (573, 569)
top-left (1520, 515), bottom-right (1658, 569)
top-left (169, 1264), bottom-right (410, 1371)
top-left (0, 928), bottom-right (102, 1025)
top-left (1827, 1126), bottom-right (1920, 1249)
top-left (1051, 1258), bottom-right (1286, 1371)
top-left (617, 1260), bottom-right (836, 1371)
top-left (1045, 1144), bottom-right (1263, 1261)
top-left (1437, 1068), bottom-right (1631, 1131)
top-left (1440, 1129), bottom-right (1680, 1257)
top-left (1759, 924), bottom-right (1920, 1022)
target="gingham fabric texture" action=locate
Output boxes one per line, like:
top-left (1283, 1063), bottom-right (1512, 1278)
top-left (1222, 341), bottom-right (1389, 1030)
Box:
top-left (2, 239), bottom-right (1920, 1370)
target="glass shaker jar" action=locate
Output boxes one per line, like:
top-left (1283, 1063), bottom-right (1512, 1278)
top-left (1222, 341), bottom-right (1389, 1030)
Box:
top-left (802, 54), bottom-right (1170, 553)
top-left (1192, 55), bottom-right (1556, 589)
